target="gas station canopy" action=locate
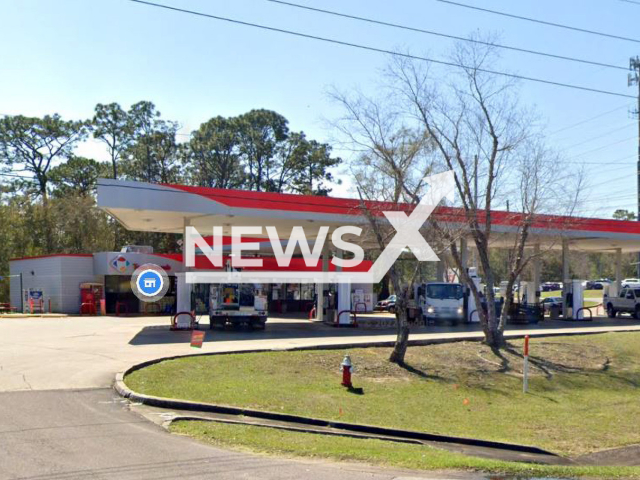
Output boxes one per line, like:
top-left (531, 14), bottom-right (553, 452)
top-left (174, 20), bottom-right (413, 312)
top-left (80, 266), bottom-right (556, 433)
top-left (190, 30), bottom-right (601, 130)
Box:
top-left (97, 179), bottom-right (640, 254)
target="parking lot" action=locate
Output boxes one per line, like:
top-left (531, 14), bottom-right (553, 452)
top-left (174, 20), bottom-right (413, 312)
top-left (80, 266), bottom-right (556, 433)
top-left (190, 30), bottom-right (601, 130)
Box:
top-left (1, 314), bottom-right (639, 392)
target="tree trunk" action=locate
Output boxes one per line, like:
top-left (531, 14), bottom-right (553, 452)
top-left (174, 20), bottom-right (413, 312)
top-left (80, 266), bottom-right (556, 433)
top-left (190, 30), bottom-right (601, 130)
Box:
top-left (487, 309), bottom-right (505, 348)
top-left (111, 154), bottom-right (118, 180)
top-left (389, 286), bottom-right (410, 364)
top-left (389, 303), bottom-right (410, 364)
top-left (39, 179), bottom-right (55, 253)
top-left (454, 237), bottom-right (506, 350)
top-left (379, 274), bottom-right (391, 300)
top-left (482, 267), bottom-right (505, 349)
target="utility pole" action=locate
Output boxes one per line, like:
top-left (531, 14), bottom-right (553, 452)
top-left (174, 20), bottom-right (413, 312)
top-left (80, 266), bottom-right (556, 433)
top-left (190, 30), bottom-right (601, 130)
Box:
top-left (629, 56), bottom-right (640, 277)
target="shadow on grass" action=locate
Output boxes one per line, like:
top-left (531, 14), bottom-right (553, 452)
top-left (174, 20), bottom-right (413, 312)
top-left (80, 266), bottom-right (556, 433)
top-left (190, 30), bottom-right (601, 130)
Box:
top-left (499, 342), bottom-right (610, 380)
top-left (490, 341), bottom-right (640, 394)
top-left (396, 362), bottom-right (447, 381)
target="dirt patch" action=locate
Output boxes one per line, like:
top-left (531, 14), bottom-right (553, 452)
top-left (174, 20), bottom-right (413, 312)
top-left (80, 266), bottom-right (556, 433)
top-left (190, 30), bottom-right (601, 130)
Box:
top-left (306, 340), bottom-right (612, 383)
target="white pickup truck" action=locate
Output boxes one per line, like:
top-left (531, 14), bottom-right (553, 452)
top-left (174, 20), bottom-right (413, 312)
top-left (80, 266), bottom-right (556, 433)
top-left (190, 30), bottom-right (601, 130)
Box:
top-left (604, 286), bottom-right (640, 318)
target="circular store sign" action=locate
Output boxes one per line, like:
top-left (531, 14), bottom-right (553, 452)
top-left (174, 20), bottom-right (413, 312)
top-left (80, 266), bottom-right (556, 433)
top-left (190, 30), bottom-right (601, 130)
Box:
top-left (131, 264), bottom-right (170, 302)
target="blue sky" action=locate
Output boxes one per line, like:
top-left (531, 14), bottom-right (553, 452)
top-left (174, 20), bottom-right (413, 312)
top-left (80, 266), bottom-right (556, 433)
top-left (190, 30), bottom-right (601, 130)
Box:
top-left (1, 0), bottom-right (638, 217)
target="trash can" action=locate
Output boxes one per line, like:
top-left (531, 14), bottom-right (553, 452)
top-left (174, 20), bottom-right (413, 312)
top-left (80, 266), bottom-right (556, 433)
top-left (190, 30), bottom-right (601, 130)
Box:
top-left (549, 304), bottom-right (561, 320)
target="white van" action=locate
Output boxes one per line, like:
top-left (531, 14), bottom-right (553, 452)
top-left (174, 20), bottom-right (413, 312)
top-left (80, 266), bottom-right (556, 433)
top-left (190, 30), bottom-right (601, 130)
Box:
top-left (417, 282), bottom-right (465, 324)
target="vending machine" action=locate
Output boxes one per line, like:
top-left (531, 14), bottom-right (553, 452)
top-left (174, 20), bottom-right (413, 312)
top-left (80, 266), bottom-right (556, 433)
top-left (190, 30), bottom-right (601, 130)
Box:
top-left (80, 283), bottom-right (104, 315)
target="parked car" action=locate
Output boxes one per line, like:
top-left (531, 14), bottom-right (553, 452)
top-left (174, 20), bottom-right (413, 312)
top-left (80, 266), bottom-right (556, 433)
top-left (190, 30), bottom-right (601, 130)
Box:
top-left (605, 287), bottom-right (640, 318)
top-left (541, 296), bottom-right (563, 314)
top-left (583, 280), bottom-right (604, 290)
top-left (541, 282), bottom-right (561, 292)
top-left (375, 295), bottom-right (397, 313)
top-left (590, 279), bottom-right (610, 290)
top-left (621, 278), bottom-right (640, 289)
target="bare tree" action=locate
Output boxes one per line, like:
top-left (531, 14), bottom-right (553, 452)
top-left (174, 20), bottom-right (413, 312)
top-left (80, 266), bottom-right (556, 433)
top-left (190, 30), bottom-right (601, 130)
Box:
top-left (388, 40), bottom-right (582, 348)
top-left (330, 88), bottom-right (435, 364)
top-left (333, 38), bottom-right (582, 356)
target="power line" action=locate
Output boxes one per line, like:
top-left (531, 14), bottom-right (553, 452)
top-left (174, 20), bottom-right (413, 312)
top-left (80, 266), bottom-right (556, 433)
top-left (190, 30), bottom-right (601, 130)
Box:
top-left (548, 105), bottom-right (629, 136)
top-left (436, 0), bottom-right (640, 44)
top-left (580, 184), bottom-right (640, 200)
top-left (596, 153), bottom-right (637, 164)
top-left (576, 159), bottom-right (636, 168)
top-left (581, 193), bottom-right (640, 204)
top-left (594, 172), bottom-right (638, 187)
top-left (267, 0), bottom-right (627, 71)
top-left (562, 122), bottom-right (635, 150)
top-left (577, 190), bottom-right (638, 204)
top-left (619, 0), bottom-right (640, 5)
top-left (127, 0), bottom-right (636, 99)
top-left (567, 136), bottom-right (637, 160)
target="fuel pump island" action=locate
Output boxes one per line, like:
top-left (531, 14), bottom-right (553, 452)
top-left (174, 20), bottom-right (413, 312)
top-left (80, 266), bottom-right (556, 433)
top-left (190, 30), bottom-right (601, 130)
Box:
top-left (90, 178), bottom-right (640, 325)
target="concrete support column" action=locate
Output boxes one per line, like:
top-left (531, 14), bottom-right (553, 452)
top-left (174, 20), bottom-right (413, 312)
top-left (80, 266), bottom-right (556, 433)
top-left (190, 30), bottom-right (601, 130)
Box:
top-left (176, 273), bottom-right (192, 313)
top-left (460, 237), bottom-right (468, 277)
top-left (615, 248), bottom-right (622, 296)
top-left (562, 239), bottom-right (570, 283)
top-left (316, 243), bottom-right (330, 322)
top-left (436, 259), bottom-right (446, 282)
top-left (177, 218), bottom-right (192, 314)
top-left (335, 248), bottom-right (351, 323)
top-left (532, 244), bottom-right (541, 305)
top-left (471, 245), bottom-right (479, 270)
top-left (562, 239), bottom-right (570, 318)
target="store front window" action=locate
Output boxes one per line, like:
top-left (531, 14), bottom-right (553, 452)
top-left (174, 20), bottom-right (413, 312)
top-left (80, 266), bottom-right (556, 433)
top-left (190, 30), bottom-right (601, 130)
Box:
top-left (105, 275), bottom-right (176, 315)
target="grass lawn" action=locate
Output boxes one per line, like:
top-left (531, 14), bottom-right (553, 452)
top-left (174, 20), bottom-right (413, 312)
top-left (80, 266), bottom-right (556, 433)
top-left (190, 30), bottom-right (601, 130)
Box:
top-left (171, 420), bottom-right (640, 479)
top-left (541, 289), bottom-right (603, 301)
top-left (126, 332), bottom-right (640, 459)
top-left (583, 289), bottom-right (605, 299)
top-left (540, 289), bottom-right (603, 309)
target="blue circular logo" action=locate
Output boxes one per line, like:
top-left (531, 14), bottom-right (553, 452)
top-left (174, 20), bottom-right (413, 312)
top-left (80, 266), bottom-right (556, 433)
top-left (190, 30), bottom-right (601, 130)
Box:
top-left (136, 269), bottom-right (164, 297)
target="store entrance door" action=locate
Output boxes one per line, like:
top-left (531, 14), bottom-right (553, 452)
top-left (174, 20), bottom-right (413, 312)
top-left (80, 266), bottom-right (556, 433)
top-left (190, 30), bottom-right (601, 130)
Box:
top-left (105, 276), bottom-right (139, 314)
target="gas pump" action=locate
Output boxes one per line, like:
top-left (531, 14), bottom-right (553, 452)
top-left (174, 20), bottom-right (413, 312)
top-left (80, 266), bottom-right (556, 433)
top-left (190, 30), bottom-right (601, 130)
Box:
top-left (563, 280), bottom-right (584, 320)
top-left (519, 281), bottom-right (540, 305)
top-left (604, 282), bottom-right (619, 300)
top-left (322, 285), bottom-right (336, 323)
top-left (466, 267), bottom-right (482, 323)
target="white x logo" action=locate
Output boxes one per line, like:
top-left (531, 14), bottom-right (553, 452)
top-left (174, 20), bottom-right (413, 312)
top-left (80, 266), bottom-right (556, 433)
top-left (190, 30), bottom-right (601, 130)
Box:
top-left (368, 171), bottom-right (456, 283)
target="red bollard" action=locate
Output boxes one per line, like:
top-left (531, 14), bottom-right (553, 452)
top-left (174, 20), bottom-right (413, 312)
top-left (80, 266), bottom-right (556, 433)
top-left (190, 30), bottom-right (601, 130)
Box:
top-left (341, 354), bottom-right (353, 388)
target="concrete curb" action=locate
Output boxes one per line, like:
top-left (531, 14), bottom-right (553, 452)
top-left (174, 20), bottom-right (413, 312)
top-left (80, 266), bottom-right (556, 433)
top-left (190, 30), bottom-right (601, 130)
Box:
top-left (113, 326), bottom-right (640, 378)
top-left (114, 346), bottom-right (558, 458)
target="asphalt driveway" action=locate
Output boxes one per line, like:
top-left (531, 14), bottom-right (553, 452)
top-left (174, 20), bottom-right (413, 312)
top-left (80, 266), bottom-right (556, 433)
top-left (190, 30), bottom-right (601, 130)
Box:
top-left (0, 388), bottom-right (471, 480)
top-left (1, 315), bottom-right (638, 479)
top-left (1, 315), bottom-right (640, 391)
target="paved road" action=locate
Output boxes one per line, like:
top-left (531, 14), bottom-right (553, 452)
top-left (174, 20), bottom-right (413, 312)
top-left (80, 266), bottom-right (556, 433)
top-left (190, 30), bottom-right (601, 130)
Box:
top-left (1, 315), bottom-right (638, 479)
top-left (1, 314), bottom-right (639, 391)
top-left (0, 388), bottom-right (477, 480)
